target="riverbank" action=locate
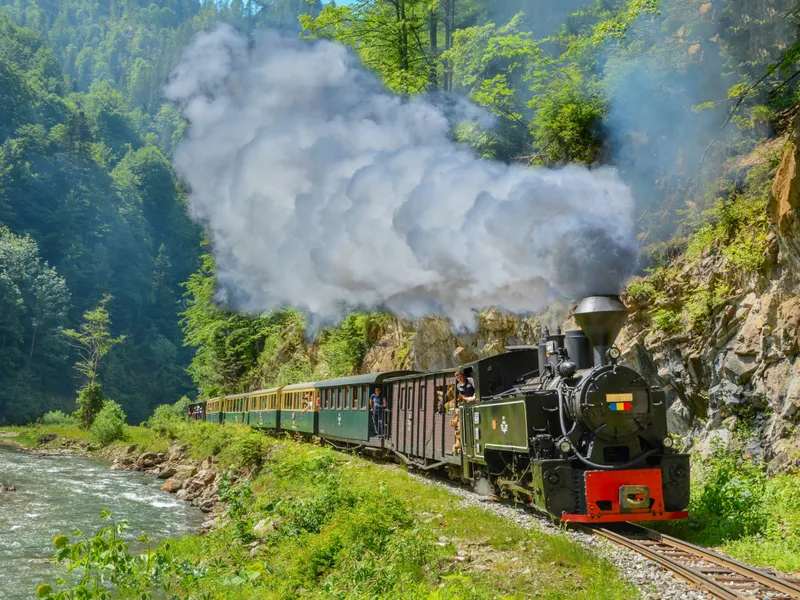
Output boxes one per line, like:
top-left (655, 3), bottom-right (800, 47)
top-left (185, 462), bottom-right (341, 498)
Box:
top-left (2, 423), bottom-right (641, 598)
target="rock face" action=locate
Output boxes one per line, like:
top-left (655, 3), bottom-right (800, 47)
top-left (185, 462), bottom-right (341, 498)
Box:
top-left (609, 135), bottom-right (800, 474)
top-left (771, 119), bottom-right (800, 271)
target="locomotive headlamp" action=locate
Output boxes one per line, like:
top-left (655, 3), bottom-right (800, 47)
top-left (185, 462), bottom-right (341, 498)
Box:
top-left (559, 439), bottom-right (572, 453)
top-left (606, 347), bottom-right (621, 360)
top-left (663, 436), bottom-right (674, 448)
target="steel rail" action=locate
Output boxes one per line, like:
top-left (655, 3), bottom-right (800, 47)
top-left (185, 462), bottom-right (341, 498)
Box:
top-left (590, 524), bottom-right (800, 600)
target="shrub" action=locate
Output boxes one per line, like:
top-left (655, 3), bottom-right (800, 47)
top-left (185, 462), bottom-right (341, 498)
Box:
top-left (689, 439), bottom-right (767, 543)
top-left (145, 396), bottom-right (192, 438)
top-left (217, 429), bottom-right (268, 470)
top-left (74, 382), bottom-right (105, 429)
top-left (89, 400), bottom-right (128, 446)
top-left (41, 411), bottom-right (76, 425)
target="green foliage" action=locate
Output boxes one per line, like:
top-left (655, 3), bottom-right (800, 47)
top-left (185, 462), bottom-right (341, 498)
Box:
top-left (300, 0), bottom-right (431, 95)
top-left (0, 11), bottom-right (202, 425)
top-left (144, 397), bottom-right (190, 438)
top-left (38, 434), bottom-right (636, 599)
top-left (37, 509), bottom-right (202, 600)
top-left (0, 225), bottom-right (70, 424)
top-left (88, 399), bottom-right (127, 446)
top-left (651, 308), bottom-right (682, 333)
top-left (626, 279), bottom-right (659, 304)
top-left (685, 192), bottom-right (769, 273)
top-left (74, 382), bottom-right (105, 430)
top-left (217, 429), bottom-right (269, 471)
top-left (64, 294), bottom-right (125, 387)
top-left (219, 473), bottom-right (256, 543)
top-left (321, 313), bottom-right (389, 378)
top-left (41, 410), bottom-right (75, 426)
top-left (690, 439), bottom-right (768, 541)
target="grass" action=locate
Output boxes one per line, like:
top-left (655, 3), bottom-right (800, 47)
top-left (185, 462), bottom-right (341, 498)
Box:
top-left (149, 438), bottom-right (636, 599)
top-left (0, 423), bottom-right (168, 452)
top-left (27, 422), bottom-right (637, 599)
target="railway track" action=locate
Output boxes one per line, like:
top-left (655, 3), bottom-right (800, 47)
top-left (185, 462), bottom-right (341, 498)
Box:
top-left (590, 523), bottom-right (800, 599)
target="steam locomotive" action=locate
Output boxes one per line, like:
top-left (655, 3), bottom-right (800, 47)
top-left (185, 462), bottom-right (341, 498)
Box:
top-left (190, 295), bottom-right (690, 524)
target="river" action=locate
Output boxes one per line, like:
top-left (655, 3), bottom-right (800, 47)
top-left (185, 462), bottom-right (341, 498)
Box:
top-left (0, 445), bottom-right (205, 599)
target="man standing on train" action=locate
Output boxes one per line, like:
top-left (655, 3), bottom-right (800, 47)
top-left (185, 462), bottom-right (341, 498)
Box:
top-left (370, 387), bottom-right (385, 437)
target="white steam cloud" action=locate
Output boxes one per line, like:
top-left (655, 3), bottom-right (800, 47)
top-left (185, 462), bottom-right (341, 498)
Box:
top-left (166, 25), bottom-right (639, 326)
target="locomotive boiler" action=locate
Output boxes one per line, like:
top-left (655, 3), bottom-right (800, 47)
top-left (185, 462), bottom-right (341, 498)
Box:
top-left (458, 295), bottom-right (690, 523)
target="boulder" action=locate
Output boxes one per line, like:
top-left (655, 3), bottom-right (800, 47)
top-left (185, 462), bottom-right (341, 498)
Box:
top-left (195, 469), bottom-right (216, 486)
top-left (173, 465), bottom-right (198, 482)
top-left (38, 433), bottom-right (57, 445)
top-left (734, 309), bottom-right (766, 356)
top-left (138, 452), bottom-right (161, 468)
top-left (161, 478), bottom-right (183, 493)
top-left (157, 467), bottom-right (177, 480)
top-left (200, 517), bottom-right (218, 533)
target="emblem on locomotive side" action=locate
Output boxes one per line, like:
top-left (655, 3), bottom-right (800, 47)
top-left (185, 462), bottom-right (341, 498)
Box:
top-left (500, 416), bottom-right (508, 434)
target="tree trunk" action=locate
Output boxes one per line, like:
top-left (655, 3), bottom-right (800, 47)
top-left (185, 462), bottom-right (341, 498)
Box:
top-left (429, 8), bottom-right (438, 91)
top-left (28, 323), bottom-right (37, 362)
top-left (443, 0), bottom-right (455, 91)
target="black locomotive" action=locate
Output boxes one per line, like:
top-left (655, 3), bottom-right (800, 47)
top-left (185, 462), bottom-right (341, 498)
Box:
top-left (459, 296), bottom-right (690, 522)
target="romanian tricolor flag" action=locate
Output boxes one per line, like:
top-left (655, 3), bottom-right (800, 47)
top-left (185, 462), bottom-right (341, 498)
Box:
top-left (606, 393), bottom-right (633, 412)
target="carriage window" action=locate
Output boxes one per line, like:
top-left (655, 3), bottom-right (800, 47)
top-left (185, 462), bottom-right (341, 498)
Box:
top-left (419, 385), bottom-right (426, 411)
top-left (361, 386), bottom-right (368, 410)
top-left (408, 387), bottom-right (414, 411)
top-left (352, 386), bottom-right (358, 409)
top-left (400, 387), bottom-right (406, 410)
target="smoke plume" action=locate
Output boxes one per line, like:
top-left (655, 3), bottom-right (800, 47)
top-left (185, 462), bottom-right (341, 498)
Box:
top-left (166, 25), bottom-right (638, 326)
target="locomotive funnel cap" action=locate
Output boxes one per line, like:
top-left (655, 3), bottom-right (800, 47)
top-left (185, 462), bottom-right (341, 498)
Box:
top-left (572, 295), bottom-right (628, 349)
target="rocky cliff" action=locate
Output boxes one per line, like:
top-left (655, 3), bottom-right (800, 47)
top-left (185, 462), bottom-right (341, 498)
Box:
top-left (615, 129), bottom-right (800, 473)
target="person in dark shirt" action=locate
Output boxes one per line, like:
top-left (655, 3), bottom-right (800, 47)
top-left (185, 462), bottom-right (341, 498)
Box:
top-left (370, 387), bottom-right (385, 437)
top-left (455, 370), bottom-right (476, 404)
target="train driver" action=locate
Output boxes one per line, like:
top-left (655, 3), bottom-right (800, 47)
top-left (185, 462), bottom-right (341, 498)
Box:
top-left (455, 370), bottom-right (476, 404)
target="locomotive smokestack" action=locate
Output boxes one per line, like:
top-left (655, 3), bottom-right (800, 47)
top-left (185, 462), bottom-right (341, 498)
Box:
top-left (572, 295), bottom-right (627, 367)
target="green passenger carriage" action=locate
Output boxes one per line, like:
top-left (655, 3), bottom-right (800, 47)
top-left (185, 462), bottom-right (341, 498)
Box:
top-left (222, 392), bottom-right (248, 424)
top-left (317, 372), bottom-right (415, 443)
top-left (280, 382), bottom-right (318, 434)
top-left (205, 397), bottom-right (222, 423)
top-left (246, 387), bottom-right (281, 429)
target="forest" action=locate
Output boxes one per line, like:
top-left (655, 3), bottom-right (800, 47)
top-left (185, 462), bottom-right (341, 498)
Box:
top-left (1, 0), bottom-right (799, 424)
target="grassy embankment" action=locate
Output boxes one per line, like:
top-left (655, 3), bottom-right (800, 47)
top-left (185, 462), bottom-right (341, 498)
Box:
top-left (658, 436), bottom-right (800, 574)
top-left (2, 422), bottom-right (635, 599)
